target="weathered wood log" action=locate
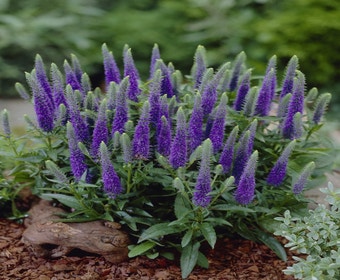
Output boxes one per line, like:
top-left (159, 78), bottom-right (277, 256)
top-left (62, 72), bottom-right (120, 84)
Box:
top-left (22, 200), bottom-right (130, 263)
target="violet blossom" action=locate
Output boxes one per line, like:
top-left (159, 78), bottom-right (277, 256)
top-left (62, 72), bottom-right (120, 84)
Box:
top-left (233, 69), bottom-right (251, 111)
top-left (228, 52), bottom-right (246, 92)
top-left (99, 141), bottom-right (123, 198)
top-left (123, 48), bottom-right (140, 102)
top-left (132, 101), bottom-right (150, 160)
top-left (235, 150), bottom-right (258, 205)
top-left (293, 162), bottom-right (315, 195)
top-left (91, 99), bottom-right (109, 158)
top-left (188, 93), bottom-right (204, 153)
top-left (157, 115), bottom-right (171, 157)
top-left (280, 56), bottom-right (299, 99)
top-left (193, 139), bottom-right (212, 207)
top-left (193, 45), bottom-right (207, 89)
top-left (111, 77), bottom-right (129, 135)
top-left (255, 68), bottom-right (276, 116)
top-left (102, 43), bottom-right (121, 88)
top-left (169, 107), bottom-right (187, 169)
top-left (219, 126), bottom-right (239, 174)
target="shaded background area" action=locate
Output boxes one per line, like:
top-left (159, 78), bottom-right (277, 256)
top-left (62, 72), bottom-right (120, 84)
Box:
top-left (0, 0), bottom-right (340, 114)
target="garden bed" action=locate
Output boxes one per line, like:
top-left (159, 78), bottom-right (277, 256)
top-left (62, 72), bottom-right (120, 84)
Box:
top-left (0, 217), bottom-right (295, 280)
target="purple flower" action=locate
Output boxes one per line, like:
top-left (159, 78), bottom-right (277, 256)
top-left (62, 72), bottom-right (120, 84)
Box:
top-left (232, 120), bottom-right (257, 183)
top-left (193, 45), bottom-right (207, 89)
top-left (64, 60), bottom-right (83, 94)
top-left (35, 55), bottom-right (54, 112)
top-left (157, 115), bottom-right (171, 157)
top-left (99, 142), bottom-right (123, 198)
top-left (149, 69), bottom-right (162, 126)
top-left (209, 93), bottom-right (228, 153)
top-left (277, 93), bottom-right (292, 118)
top-left (121, 133), bottom-right (133, 163)
top-left (71, 54), bottom-right (83, 84)
top-left (123, 48), bottom-right (140, 102)
top-left (235, 150), bottom-right (258, 205)
top-left (91, 99), bottom-right (109, 158)
top-left (28, 74), bottom-right (55, 132)
top-left (282, 71), bottom-right (305, 139)
top-left (255, 68), bottom-right (276, 116)
top-left (243, 86), bottom-right (259, 117)
top-left (267, 140), bottom-right (296, 186)
top-left (50, 63), bottom-right (68, 120)
top-left (66, 86), bottom-right (90, 144)
top-left (107, 82), bottom-right (118, 111)
top-left (193, 139), bottom-right (212, 207)
top-left (201, 65), bottom-right (228, 116)
top-left (188, 93), bottom-right (204, 153)
top-left (293, 162), bottom-right (315, 195)
top-left (169, 108), bottom-right (187, 169)
top-left (67, 122), bottom-right (87, 181)
top-left (228, 52), bottom-right (246, 91)
top-left (265, 55), bottom-right (277, 101)
top-left (280, 56), bottom-right (299, 99)
top-left (102, 43), bottom-right (121, 88)
top-left (1, 109), bottom-right (11, 137)
top-left (159, 60), bottom-right (174, 98)
top-left (312, 93), bottom-right (332, 124)
top-left (233, 69), bottom-right (251, 111)
top-left (150, 43), bottom-right (161, 79)
top-left (132, 101), bottom-right (150, 160)
top-left (112, 77), bottom-right (129, 135)
top-left (219, 126), bottom-right (239, 174)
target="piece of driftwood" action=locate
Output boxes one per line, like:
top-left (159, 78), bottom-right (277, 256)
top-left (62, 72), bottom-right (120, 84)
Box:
top-left (22, 200), bottom-right (130, 263)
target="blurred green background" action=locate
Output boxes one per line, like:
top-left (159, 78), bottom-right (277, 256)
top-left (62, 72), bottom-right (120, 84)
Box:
top-left (0, 0), bottom-right (339, 114)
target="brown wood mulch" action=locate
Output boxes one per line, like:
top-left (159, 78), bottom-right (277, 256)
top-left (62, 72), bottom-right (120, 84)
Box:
top-left (0, 218), bottom-right (297, 280)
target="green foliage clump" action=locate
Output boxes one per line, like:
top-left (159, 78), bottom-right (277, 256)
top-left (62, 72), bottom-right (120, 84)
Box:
top-left (275, 182), bottom-right (340, 279)
top-left (0, 45), bottom-right (335, 278)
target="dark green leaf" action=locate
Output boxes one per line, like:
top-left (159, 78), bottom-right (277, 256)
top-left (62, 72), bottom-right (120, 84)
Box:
top-left (181, 229), bottom-right (193, 247)
top-left (197, 251), bottom-right (209, 269)
top-left (200, 223), bottom-right (216, 248)
top-left (180, 241), bottom-right (200, 279)
top-left (138, 223), bottom-right (183, 243)
top-left (128, 241), bottom-right (156, 258)
top-left (40, 193), bottom-right (83, 210)
top-left (255, 230), bottom-right (287, 261)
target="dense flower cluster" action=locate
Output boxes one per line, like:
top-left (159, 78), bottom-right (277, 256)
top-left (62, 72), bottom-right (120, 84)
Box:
top-left (20, 44), bottom-right (330, 206)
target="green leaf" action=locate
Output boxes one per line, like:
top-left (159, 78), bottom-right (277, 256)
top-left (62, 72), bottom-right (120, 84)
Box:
top-left (181, 242), bottom-right (200, 279)
top-left (211, 204), bottom-right (256, 212)
top-left (138, 223), bottom-right (183, 243)
top-left (255, 230), bottom-right (287, 261)
top-left (40, 193), bottom-right (83, 210)
top-left (174, 193), bottom-right (192, 220)
top-left (128, 241), bottom-right (156, 258)
top-left (197, 251), bottom-right (209, 269)
top-left (200, 223), bottom-right (216, 248)
top-left (173, 177), bottom-right (185, 193)
top-left (181, 229), bottom-right (193, 248)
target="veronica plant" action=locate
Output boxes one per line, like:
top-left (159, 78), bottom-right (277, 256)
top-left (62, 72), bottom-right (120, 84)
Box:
top-left (0, 45), bottom-right (334, 278)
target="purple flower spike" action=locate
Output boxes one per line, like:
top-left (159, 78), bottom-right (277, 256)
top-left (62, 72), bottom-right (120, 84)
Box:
top-left (157, 115), bottom-right (171, 157)
top-left (209, 93), bottom-right (228, 153)
top-left (267, 140), bottom-right (296, 186)
top-left (1, 109), bottom-right (11, 137)
top-left (235, 150), bottom-right (258, 205)
top-left (132, 101), bottom-right (150, 160)
top-left (169, 108), bottom-right (187, 169)
top-left (193, 45), bottom-right (207, 89)
top-left (150, 43), bottom-right (161, 79)
top-left (123, 48), bottom-right (140, 102)
top-left (159, 60), bottom-right (174, 98)
top-left (280, 56), bottom-right (299, 99)
top-left (188, 93), bottom-right (204, 153)
top-left (312, 93), bottom-right (332, 124)
top-left (233, 69), bottom-right (251, 111)
top-left (51, 64), bottom-right (68, 119)
top-left (232, 131), bottom-right (251, 184)
top-left (266, 55), bottom-right (277, 101)
top-left (100, 142), bottom-right (123, 198)
top-left (112, 77), bottom-right (129, 135)
top-left (193, 139), bottom-right (212, 207)
top-left (28, 74), bottom-right (55, 132)
top-left (91, 99), bottom-right (109, 158)
top-left (255, 68), bottom-right (276, 116)
top-left (102, 44), bottom-right (121, 88)
top-left (282, 71), bottom-right (305, 139)
top-left (64, 60), bottom-right (83, 94)
top-left (149, 69), bottom-right (162, 126)
top-left (71, 54), bottom-right (83, 83)
top-left (66, 86), bottom-right (90, 144)
top-left (219, 126), bottom-right (239, 174)
top-left (228, 52), bottom-right (246, 92)
top-left (67, 122), bottom-right (87, 181)
top-left (35, 55), bottom-right (53, 105)
top-left (293, 162), bottom-right (315, 195)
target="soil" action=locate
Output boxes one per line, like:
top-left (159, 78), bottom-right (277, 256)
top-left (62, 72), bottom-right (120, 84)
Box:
top-left (0, 216), bottom-right (296, 280)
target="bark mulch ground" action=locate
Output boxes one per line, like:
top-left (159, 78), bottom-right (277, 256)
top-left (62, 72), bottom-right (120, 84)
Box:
top-left (0, 218), bottom-right (296, 280)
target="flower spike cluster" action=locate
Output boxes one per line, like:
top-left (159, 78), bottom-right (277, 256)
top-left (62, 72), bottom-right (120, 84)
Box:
top-left (20, 44), bottom-right (329, 209)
